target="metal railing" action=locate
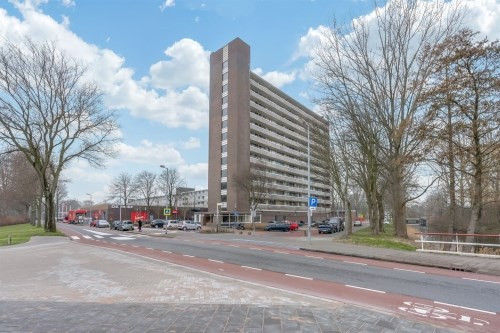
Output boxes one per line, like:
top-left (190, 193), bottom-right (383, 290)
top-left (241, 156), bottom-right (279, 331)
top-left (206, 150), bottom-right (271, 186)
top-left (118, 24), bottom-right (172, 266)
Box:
top-left (415, 232), bottom-right (500, 257)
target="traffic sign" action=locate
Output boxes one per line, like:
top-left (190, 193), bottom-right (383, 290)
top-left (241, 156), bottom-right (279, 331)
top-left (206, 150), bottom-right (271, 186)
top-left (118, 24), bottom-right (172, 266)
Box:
top-left (309, 206), bottom-right (316, 211)
top-left (164, 208), bottom-right (171, 216)
top-left (172, 209), bottom-right (178, 214)
top-left (309, 197), bottom-right (318, 207)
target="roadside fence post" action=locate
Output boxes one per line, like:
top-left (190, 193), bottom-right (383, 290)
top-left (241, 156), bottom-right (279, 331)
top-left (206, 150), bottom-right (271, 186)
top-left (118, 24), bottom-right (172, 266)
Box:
top-left (455, 233), bottom-right (459, 253)
top-left (420, 233), bottom-right (424, 251)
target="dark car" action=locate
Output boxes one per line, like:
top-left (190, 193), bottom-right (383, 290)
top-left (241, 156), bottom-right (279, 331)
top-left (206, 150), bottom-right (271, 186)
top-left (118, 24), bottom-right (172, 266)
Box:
top-left (329, 217), bottom-right (344, 232)
top-left (318, 223), bottom-right (334, 234)
top-left (265, 223), bottom-right (290, 232)
top-left (150, 219), bottom-right (165, 229)
top-left (230, 222), bottom-right (245, 230)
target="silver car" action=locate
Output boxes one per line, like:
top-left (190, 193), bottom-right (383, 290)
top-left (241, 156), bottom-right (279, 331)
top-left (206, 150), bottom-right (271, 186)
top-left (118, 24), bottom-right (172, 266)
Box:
top-left (119, 220), bottom-right (134, 231)
top-left (177, 220), bottom-right (201, 231)
top-left (96, 220), bottom-right (110, 228)
top-left (164, 220), bottom-right (180, 229)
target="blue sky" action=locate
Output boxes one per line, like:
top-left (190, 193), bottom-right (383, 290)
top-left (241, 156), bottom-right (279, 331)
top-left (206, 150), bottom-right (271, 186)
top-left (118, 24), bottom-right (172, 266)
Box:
top-left (1, 0), bottom-right (498, 204)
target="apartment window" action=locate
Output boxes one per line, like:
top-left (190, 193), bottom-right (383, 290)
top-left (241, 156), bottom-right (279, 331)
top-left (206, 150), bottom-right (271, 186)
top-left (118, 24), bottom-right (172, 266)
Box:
top-left (221, 195), bottom-right (227, 202)
top-left (221, 144), bottom-right (227, 153)
top-left (222, 84), bottom-right (228, 93)
top-left (221, 182), bottom-right (227, 190)
top-left (222, 96), bottom-right (228, 104)
top-left (221, 169), bottom-right (227, 177)
top-left (221, 157), bottom-right (227, 165)
top-left (222, 132), bottom-right (227, 141)
top-left (222, 120), bottom-right (227, 129)
top-left (222, 107), bottom-right (228, 117)
top-left (222, 72), bottom-right (228, 81)
top-left (222, 60), bottom-right (228, 70)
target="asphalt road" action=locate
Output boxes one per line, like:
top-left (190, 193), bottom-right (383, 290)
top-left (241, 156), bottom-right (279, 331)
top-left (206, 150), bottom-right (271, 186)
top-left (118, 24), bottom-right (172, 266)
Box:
top-left (61, 223), bottom-right (500, 314)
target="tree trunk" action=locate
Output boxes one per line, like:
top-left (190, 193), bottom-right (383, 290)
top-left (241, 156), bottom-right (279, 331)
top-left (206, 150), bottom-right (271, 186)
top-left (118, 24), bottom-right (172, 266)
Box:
top-left (444, 101), bottom-right (457, 250)
top-left (392, 164), bottom-right (407, 238)
top-left (346, 199), bottom-right (352, 236)
top-left (466, 116), bottom-right (483, 251)
top-left (36, 196), bottom-right (42, 228)
top-left (377, 189), bottom-right (384, 232)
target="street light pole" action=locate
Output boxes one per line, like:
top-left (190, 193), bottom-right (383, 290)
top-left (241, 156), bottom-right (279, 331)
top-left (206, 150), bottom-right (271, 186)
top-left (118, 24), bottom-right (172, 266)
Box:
top-left (160, 165), bottom-right (168, 220)
top-left (86, 193), bottom-right (92, 224)
top-left (306, 123), bottom-right (311, 245)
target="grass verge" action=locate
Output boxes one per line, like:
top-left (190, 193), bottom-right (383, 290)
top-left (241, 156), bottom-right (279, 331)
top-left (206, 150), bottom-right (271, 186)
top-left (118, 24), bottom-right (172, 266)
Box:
top-left (0, 223), bottom-right (63, 246)
top-left (338, 224), bottom-right (417, 251)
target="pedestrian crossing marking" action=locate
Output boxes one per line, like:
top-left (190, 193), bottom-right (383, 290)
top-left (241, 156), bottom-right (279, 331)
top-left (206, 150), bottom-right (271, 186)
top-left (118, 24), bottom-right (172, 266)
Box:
top-left (83, 235), bottom-right (92, 239)
top-left (70, 236), bottom-right (80, 240)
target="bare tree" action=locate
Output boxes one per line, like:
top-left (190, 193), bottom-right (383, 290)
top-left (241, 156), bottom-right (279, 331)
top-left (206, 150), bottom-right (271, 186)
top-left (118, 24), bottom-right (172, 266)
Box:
top-left (133, 171), bottom-right (157, 217)
top-left (108, 173), bottom-right (137, 219)
top-left (426, 29), bottom-right (500, 244)
top-left (234, 164), bottom-right (271, 231)
top-left (0, 39), bottom-right (119, 232)
top-left (157, 167), bottom-right (185, 212)
top-left (313, 0), bottom-right (462, 237)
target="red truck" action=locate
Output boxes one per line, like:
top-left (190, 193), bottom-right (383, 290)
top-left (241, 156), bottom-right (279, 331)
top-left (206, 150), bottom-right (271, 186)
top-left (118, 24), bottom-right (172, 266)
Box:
top-left (65, 209), bottom-right (87, 224)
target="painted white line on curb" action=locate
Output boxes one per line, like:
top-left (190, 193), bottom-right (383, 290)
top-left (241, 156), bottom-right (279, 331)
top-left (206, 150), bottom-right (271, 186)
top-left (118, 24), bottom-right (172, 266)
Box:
top-left (343, 261), bottom-right (367, 266)
top-left (162, 250), bottom-right (172, 253)
top-left (393, 268), bottom-right (425, 274)
top-left (183, 254), bottom-right (195, 258)
top-left (208, 259), bottom-right (224, 264)
top-left (250, 248), bottom-right (262, 251)
top-left (434, 301), bottom-right (496, 315)
top-left (462, 277), bottom-right (500, 285)
top-left (345, 285), bottom-right (386, 294)
top-left (70, 236), bottom-right (80, 240)
top-left (241, 266), bottom-right (261, 271)
top-left (285, 274), bottom-right (313, 280)
top-left (274, 251), bottom-right (289, 254)
top-left (306, 255), bottom-right (324, 259)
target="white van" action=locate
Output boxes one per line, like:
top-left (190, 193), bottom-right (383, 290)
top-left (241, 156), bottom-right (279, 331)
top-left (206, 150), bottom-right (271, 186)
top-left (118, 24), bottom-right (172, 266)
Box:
top-left (164, 220), bottom-right (179, 229)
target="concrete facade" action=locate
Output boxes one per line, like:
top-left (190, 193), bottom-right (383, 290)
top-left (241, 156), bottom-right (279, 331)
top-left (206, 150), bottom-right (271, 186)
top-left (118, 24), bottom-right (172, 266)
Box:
top-left (208, 38), bottom-right (330, 223)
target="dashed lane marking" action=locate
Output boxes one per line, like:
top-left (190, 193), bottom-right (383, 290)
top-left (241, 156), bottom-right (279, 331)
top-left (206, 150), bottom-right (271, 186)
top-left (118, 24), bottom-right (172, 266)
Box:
top-left (83, 229), bottom-right (112, 236)
top-left (162, 250), bottom-right (172, 253)
top-left (274, 251), bottom-right (289, 254)
top-left (343, 260), bottom-right (367, 266)
top-left (345, 285), bottom-right (386, 294)
top-left (434, 301), bottom-right (497, 315)
top-left (82, 235), bottom-right (92, 239)
top-left (211, 242), bottom-right (221, 245)
top-left (183, 254), bottom-right (195, 258)
top-left (462, 277), bottom-right (500, 285)
top-left (132, 245), bottom-right (139, 248)
top-left (146, 248), bottom-right (154, 250)
top-left (306, 255), bottom-right (324, 259)
top-left (285, 274), bottom-right (313, 280)
top-left (208, 259), bottom-right (224, 264)
top-left (110, 237), bottom-right (135, 240)
top-left (93, 235), bottom-right (104, 239)
top-left (250, 248), bottom-right (262, 251)
top-left (394, 268), bottom-right (425, 274)
top-left (241, 265), bottom-right (262, 271)
top-left (70, 236), bottom-right (80, 240)
top-left (228, 245), bottom-right (240, 248)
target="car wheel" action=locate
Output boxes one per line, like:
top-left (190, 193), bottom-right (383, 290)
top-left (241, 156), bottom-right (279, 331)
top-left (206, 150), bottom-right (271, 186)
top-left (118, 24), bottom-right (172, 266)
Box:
top-left (183, 227), bottom-right (187, 231)
top-left (155, 225), bottom-right (159, 229)
top-left (197, 226), bottom-right (201, 231)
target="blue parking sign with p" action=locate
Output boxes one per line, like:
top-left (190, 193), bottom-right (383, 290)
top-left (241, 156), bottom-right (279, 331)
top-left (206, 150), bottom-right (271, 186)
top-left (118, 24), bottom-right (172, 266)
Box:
top-left (309, 197), bottom-right (318, 207)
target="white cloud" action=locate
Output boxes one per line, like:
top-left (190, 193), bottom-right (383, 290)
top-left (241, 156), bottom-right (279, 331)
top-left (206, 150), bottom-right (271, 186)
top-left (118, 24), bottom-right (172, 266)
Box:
top-left (0, 4), bottom-right (210, 130)
top-left (253, 67), bottom-right (297, 88)
top-left (182, 137), bottom-right (200, 149)
top-left (61, 0), bottom-right (75, 7)
top-left (160, 0), bottom-right (175, 12)
top-left (114, 140), bottom-right (184, 166)
top-left (195, 16), bottom-right (200, 23)
top-left (179, 163), bottom-right (208, 187)
top-left (61, 15), bottom-right (69, 28)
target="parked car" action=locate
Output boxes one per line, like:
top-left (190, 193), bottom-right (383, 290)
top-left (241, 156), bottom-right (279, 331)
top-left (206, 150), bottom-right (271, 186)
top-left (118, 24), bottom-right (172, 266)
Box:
top-left (150, 219), bottom-right (165, 229)
top-left (265, 223), bottom-right (290, 232)
top-left (119, 220), bottom-right (134, 231)
top-left (230, 222), bottom-right (245, 230)
top-left (298, 220), bottom-right (305, 227)
top-left (353, 220), bottom-right (362, 227)
top-left (164, 220), bottom-right (180, 229)
top-left (284, 221), bottom-right (299, 231)
top-left (329, 218), bottom-right (344, 232)
top-left (178, 220), bottom-right (201, 231)
top-left (110, 221), bottom-right (121, 230)
top-left (318, 223), bottom-right (334, 234)
top-left (96, 220), bottom-right (109, 228)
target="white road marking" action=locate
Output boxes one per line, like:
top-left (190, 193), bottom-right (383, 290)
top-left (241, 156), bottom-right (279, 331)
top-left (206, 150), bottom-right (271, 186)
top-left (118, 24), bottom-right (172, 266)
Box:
top-left (183, 254), bottom-right (195, 258)
top-left (208, 259), bottom-right (224, 264)
top-left (462, 277), bottom-right (500, 285)
top-left (110, 237), bottom-right (135, 240)
top-left (229, 245), bottom-right (240, 248)
top-left (393, 268), bottom-right (425, 274)
top-left (212, 242), bottom-right (221, 245)
top-left (306, 255), bottom-right (324, 259)
top-left (82, 235), bottom-right (92, 239)
top-left (162, 250), bottom-right (172, 253)
top-left (274, 251), bottom-right (289, 254)
top-left (250, 248), bottom-right (262, 251)
top-left (345, 285), bottom-right (386, 294)
top-left (241, 265), bottom-right (261, 271)
top-left (83, 229), bottom-right (112, 236)
top-left (111, 242), bottom-right (117, 245)
top-left (93, 235), bottom-right (104, 239)
top-left (343, 261), bottom-right (367, 266)
top-left (285, 274), bottom-right (313, 280)
top-left (132, 245), bottom-right (139, 248)
top-left (434, 301), bottom-right (496, 315)
top-left (70, 236), bottom-right (80, 240)
top-left (146, 248), bottom-right (154, 250)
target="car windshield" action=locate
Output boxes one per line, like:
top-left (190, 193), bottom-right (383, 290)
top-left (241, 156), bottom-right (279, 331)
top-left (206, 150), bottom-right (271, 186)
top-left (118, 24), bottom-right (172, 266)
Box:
top-left (123, 222), bottom-right (132, 225)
